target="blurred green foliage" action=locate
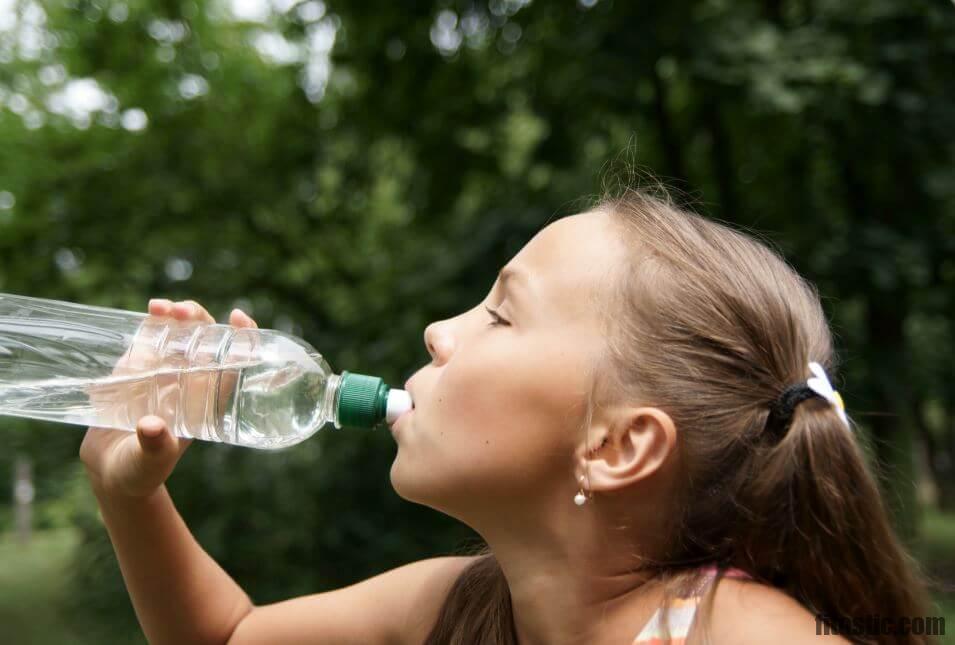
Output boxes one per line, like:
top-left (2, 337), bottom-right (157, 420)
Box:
top-left (1, 0), bottom-right (954, 641)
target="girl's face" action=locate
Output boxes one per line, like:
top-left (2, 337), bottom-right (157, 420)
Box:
top-left (391, 209), bottom-right (625, 521)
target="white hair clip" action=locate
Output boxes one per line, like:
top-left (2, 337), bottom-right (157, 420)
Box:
top-left (807, 361), bottom-right (850, 430)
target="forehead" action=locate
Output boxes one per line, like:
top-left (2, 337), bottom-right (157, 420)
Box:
top-left (509, 209), bottom-right (622, 319)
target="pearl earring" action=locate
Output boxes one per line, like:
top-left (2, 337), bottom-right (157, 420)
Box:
top-left (574, 475), bottom-right (587, 506)
top-left (575, 436), bottom-right (606, 506)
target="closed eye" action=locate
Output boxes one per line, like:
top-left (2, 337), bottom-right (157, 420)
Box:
top-left (485, 305), bottom-right (510, 327)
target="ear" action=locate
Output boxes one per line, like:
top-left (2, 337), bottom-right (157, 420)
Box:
top-left (579, 406), bottom-right (677, 493)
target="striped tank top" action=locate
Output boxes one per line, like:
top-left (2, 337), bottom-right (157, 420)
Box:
top-left (631, 565), bottom-right (752, 644)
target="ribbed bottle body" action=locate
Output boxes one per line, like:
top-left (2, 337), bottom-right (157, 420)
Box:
top-left (0, 293), bottom-right (340, 448)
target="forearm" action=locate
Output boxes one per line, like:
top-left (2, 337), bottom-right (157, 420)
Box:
top-left (92, 483), bottom-right (254, 645)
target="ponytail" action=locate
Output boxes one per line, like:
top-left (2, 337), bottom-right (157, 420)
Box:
top-left (737, 396), bottom-right (936, 643)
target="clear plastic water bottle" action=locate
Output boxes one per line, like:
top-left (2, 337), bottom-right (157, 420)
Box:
top-left (0, 293), bottom-right (413, 449)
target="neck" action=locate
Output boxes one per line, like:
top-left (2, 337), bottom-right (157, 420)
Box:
top-left (468, 490), bottom-right (669, 645)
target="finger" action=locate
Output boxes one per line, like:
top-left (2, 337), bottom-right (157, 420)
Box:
top-left (229, 308), bottom-right (258, 328)
top-left (170, 300), bottom-right (214, 325)
top-left (170, 300), bottom-right (195, 320)
top-left (183, 300), bottom-right (216, 324)
top-left (148, 298), bottom-right (173, 316)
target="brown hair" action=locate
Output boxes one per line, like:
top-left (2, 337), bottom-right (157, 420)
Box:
top-left (423, 184), bottom-right (936, 645)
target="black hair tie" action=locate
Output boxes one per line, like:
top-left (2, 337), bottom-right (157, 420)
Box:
top-left (763, 383), bottom-right (821, 441)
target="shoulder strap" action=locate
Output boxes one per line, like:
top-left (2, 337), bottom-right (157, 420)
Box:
top-left (631, 594), bottom-right (704, 644)
top-left (631, 566), bottom-right (751, 644)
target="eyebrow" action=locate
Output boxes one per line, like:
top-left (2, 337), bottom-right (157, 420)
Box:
top-left (497, 266), bottom-right (533, 302)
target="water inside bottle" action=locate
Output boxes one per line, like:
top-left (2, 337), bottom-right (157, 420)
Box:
top-left (0, 359), bottom-right (332, 449)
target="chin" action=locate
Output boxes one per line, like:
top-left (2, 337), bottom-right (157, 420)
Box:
top-left (389, 457), bottom-right (428, 504)
top-left (388, 460), bottom-right (404, 496)
top-left (389, 458), bottom-right (457, 515)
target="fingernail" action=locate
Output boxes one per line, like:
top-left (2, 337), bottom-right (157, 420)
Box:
top-left (140, 416), bottom-right (163, 434)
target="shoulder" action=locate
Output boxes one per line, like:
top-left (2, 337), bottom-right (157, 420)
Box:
top-left (693, 576), bottom-right (851, 645)
top-left (393, 555), bottom-right (483, 645)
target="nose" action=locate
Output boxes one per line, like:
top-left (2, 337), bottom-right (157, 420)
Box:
top-left (424, 320), bottom-right (454, 365)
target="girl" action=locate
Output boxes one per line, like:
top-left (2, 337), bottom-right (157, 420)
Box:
top-left (80, 186), bottom-right (935, 644)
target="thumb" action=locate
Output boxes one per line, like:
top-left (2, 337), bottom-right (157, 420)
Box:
top-left (136, 415), bottom-right (173, 454)
top-left (106, 415), bottom-right (187, 497)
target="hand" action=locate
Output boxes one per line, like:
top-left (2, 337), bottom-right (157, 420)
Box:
top-left (79, 299), bottom-right (259, 499)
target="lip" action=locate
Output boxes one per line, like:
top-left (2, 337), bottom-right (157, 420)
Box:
top-left (390, 406), bottom-right (414, 434)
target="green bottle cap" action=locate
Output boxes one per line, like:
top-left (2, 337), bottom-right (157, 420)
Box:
top-left (337, 371), bottom-right (389, 429)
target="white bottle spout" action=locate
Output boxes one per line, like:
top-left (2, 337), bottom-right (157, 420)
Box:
top-left (385, 389), bottom-right (413, 424)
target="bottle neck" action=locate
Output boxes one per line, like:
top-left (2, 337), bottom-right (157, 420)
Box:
top-left (325, 372), bottom-right (344, 430)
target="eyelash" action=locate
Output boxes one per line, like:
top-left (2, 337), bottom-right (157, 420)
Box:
top-left (484, 305), bottom-right (510, 327)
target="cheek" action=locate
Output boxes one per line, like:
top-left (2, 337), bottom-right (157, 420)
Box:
top-left (392, 334), bottom-right (586, 496)
top-left (438, 339), bottom-right (548, 442)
